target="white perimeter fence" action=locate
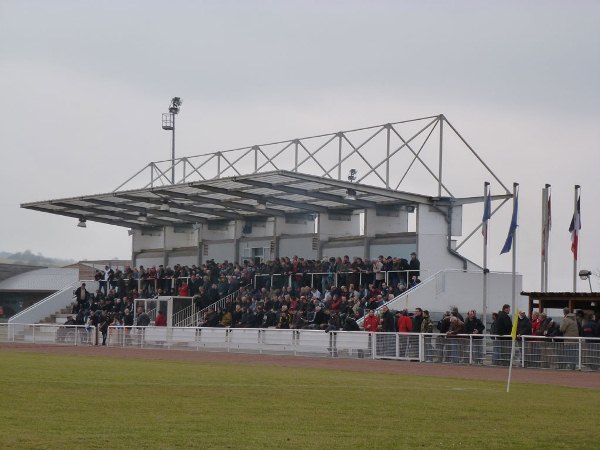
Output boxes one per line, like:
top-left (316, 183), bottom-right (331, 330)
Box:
top-left (2, 323), bottom-right (599, 371)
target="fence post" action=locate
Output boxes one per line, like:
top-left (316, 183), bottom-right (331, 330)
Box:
top-left (578, 338), bottom-right (582, 371)
top-left (371, 333), bottom-right (376, 359)
top-left (469, 335), bottom-right (473, 365)
top-left (294, 330), bottom-right (298, 356)
top-left (521, 337), bottom-right (525, 368)
top-left (32, 325), bottom-right (36, 344)
top-left (419, 333), bottom-right (424, 362)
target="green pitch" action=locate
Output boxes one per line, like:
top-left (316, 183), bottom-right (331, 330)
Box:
top-left (0, 352), bottom-right (597, 449)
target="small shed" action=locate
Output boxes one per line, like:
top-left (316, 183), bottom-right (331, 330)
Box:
top-left (521, 291), bottom-right (600, 315)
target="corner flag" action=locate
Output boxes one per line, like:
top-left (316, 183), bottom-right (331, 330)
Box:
top-left (511, 308), bottom-right (519, 341)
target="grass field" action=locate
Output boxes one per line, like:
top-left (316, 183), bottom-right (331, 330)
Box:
top-left (0, 352), bottom-right (598, 449)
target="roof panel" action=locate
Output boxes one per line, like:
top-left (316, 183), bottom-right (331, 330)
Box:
top-left (22, 170), bottom-right (433, 229)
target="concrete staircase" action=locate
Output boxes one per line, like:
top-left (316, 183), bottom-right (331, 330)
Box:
top-left (39, 304), bottom-right (76, 325)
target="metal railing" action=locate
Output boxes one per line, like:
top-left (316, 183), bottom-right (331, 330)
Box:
top-left (3, 323), bottom-right (598, 371)
top-left (8, 280), bottom-right (98, 325)
top-left (174, 289), bottom-right (242, 327)
top-left (253, 269), bottom-right (423, 290)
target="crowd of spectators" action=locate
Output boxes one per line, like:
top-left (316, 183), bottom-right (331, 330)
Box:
top-left (89, 253), bottom-right (421, 299)
top-left (69, 254), bottom-right (421, 338)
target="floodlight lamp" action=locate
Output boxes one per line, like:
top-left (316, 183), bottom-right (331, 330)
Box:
top-left (347, 169), bottom-right (357, 183)
top-left (406, 205), bottom-right (416, 213)
top-left (256, 201), bottom-right (267, 210)
top-left (579, 270), bottom-right (592, 280)
top-left (344, 188), bottom-right (357, 201)
top-left (77, 217), bottom-right (87, 228)
top-left (159, 200), bottom-right (170, 211)
top-left (169, 97), bottom-right (182, 114)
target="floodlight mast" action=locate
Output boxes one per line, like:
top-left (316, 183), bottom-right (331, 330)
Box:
top-left (162, 97), bottom-right (182, 184)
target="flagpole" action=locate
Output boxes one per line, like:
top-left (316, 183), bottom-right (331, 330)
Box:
top-left (507, 340), bottom-right (516, 393)
top-left (511, 183), bottom-right (518, 314)
top-left (540, 186), bottom-right (547, 292)
top-left (544, 184), bottom-right (551, 292)
top-left (483, 181), bottom-right (490, 333)
top-left (572, 185), bottom-right (580, 292)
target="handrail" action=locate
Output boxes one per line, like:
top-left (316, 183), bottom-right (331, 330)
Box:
top-left (253, 269), bottom-right (426, 289)
top-left (188, 289), bottom-right (242, 327)
top-left (8, 279), bottom-right (97, 324)
top-left (3, 323), bottom-right (597, 372)
top-left (355, 270), bottom-right (443, 326)
top-left (174, 288), bottom-right (243, 327)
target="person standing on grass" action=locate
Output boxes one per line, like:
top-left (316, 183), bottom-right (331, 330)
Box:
top-left (99, 312), bottom-right (112, 346)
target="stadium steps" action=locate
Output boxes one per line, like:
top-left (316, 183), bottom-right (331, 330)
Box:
top-left (39, 305), bottom-right (76, 325)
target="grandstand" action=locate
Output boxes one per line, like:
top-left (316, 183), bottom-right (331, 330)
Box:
top-left (17, 115), bottom-right (522, 321)
top-left (15, 115), bottom-right (590, 370)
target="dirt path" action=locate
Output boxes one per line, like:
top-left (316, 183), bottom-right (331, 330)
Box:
top-left (2, 342), bottom-right (598, 389)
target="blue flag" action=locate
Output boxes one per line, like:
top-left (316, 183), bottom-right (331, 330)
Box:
top-left (501, 190), bottom-right (519, 254)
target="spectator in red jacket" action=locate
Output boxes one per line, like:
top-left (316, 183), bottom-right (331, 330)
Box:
top-left (363, 309), bottom-right (380, 332)
top-left (396, 309), bottom-right (413, 332)
top-left (155, 310), bottom-right (167, 326)
top-left (178, 281), bottom-right (190, 297)
top-left (531, 311), bottom-right (541, 335)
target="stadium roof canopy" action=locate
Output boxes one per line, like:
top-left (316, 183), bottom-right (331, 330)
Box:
top-left (21, 170), bottom-right (439, 230)
top-left (0, 268), bottom-right (78, 291)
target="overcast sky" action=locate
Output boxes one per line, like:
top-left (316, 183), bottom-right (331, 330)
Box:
top-left (0, 0), bottom-right (598, 292)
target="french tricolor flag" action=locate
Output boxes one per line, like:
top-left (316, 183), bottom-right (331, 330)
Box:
top-left (569, 195), bottom-right (581, 260)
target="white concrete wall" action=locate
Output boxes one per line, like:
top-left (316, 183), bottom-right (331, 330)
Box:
top-left (168, 252), bottom-right (198, 267)
top-left (364, 208), bottom-right (409, 236)
top-left (319, 211), bottom-right (361, 240)
top-left (275, 217), bottom-right (315, 235)
top-left (278, 236), bottom-right (318, 260)
top-left (321, 244), bottom-right (364, 259)
top-left (132, 229), bottom-right (163, 252)
top-left (165, 227), bottom-right (197, 249)
top-left (386, 270), bottom-right (526, 317)
top-left (417, 206), bottom-right (470, 274)
top-left (205, 241), bottom-right (235, 263)
top-left (369, 243), bottom-right (416, 260)
top-left (136, 256), bottom-right (164, 268)
top-left (237, 218), bottom-right (275, 238)
top-left (199, 222), bottom-right (236, 240)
